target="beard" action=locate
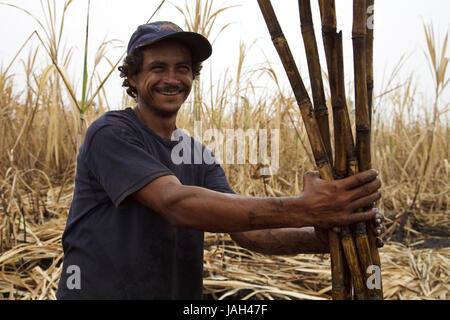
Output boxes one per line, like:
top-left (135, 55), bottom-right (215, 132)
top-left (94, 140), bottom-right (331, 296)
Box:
top-left (139, 84), bottom-right (189, 118)
top-left (148, 103), bottom-right (183, 118)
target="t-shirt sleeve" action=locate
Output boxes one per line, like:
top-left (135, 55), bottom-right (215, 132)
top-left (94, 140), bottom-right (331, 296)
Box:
top-left (203, 161), bottom-right (235, 195)
top-left (82, 125), bottom-right (174, 208)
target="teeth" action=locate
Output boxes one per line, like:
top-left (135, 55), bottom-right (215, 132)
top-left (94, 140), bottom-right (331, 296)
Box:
top-left (161, 91), bottom-right (179, 95)
top-left (157, 90), bottom-right (182, 96)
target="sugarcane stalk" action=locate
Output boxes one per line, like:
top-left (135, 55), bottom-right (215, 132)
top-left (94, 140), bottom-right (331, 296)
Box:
top-left (335, 31), bottom-right (375, 300)
top-left (335, 33), bottom-right (372, 300)
top-left (352, 0), bottom-right (383, 300)
top-left (298, 0), bottom-right (333, 164)
top-left (365, 0), bottom-right (383, 299)
top-left (318, 0), bottom-right (372, 300)
top-left (353, 0), bottom-right (369, 171)
top-left (366, 0), bottom-right (374, 126)
top-left (257, 0), bottom-right (348, 300)
top-left (319, 0), bottom-right (380, 300)
top-left (318, 0), bottom-right (350, 176)
top-left (299, 0), bottom-right (357, 300)
top-left (318, 0), bottom-right (356, 177)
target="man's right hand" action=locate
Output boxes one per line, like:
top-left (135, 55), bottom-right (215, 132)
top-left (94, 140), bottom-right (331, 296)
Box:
top-left (298, 169), bottom-right (381, 229)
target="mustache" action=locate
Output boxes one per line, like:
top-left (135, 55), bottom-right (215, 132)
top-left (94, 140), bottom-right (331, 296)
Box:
top-left (153, 85), bottom-right (186, 92)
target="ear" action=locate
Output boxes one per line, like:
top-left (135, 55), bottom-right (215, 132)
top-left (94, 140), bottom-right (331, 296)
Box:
top-left (128, 74), bottom-right (137, 88)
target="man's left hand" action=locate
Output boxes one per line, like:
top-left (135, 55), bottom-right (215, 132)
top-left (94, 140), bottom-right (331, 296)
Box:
top-left (315, 210), bottom-right (385, 248)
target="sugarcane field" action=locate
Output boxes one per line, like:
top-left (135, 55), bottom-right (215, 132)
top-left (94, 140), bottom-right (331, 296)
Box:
top-left (0, 0), bottom-right (449, 301)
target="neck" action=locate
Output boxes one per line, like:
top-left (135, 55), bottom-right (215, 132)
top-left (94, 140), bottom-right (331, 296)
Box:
top-left (133, 103), bottom-right (177, 139)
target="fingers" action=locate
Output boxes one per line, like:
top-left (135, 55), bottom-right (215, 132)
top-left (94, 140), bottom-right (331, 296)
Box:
top-left (342, 169), bottom-right (379, 190)
top-left (374, 211), bottom-right (385, 225)
top-left (332, 226), bottom-right (341, 233)
top-left (329, 208), bottom-right (385, 248)
top-left (302, 171), bottom-right (321, 190)
top-left (341, 208), bottom-right (378, 226)
top-left (313, 209), bottom-right (376, 229)
top-left (374, 226), bottom-right (384, 236)
top-left (348, 191), bottom-right (382, 212)
top-left (373, 214), bottom-right (385, 231)
top-left (303, 170), bottom-right (320, 183)
top-left (373, 211), bottom-right (385, 248)
top-left (376, 237), bottom-right (384, 248)
top-left (349, 177), bottom-right (382, 201)
top-left (370, 210), bottom-right (385, 235)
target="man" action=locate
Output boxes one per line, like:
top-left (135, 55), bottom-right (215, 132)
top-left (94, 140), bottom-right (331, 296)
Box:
top-left (56, 21), bottom-right (384, 299)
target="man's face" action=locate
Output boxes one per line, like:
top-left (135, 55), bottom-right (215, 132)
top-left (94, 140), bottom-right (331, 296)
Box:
top-left (130, 39), bottom-right (193, 117)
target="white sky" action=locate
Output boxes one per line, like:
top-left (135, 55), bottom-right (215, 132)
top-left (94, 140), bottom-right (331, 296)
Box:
top-left (0, 0), bottom-right (449, 111)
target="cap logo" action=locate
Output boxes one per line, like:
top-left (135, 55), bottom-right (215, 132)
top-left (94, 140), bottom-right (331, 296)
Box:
top-left (155, 22), bottom-right (183, 33)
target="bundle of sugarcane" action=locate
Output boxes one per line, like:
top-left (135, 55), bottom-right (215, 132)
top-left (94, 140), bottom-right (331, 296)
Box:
top-left (257, 0), bottom-right (382, 299)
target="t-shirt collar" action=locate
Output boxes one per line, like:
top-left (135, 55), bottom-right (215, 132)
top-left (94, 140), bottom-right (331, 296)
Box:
top-left (126, 107), bottom-right (181, 148)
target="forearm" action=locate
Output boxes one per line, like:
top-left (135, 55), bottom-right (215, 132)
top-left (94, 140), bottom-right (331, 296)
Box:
top-left (230, 228), bottom-right (330, 255)
top-left (134, 170), bottom-right (381, 234)
top-left (160, 184), bottom-right (305, 232)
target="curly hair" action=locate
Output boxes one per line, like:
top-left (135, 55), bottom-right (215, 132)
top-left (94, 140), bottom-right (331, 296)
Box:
top-left (118, 44), bottom-right (203, 100)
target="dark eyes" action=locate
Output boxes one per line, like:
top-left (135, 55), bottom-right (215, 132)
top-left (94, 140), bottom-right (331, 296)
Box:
top-left (150, 66), bottom-right (164, 72)
top-left (177, 65), bottom-right (191, 72)
top-left (149, 65), bottom-right (191, 73)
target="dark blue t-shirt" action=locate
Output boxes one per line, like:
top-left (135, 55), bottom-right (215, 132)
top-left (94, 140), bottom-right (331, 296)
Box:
top-left (56, 108), bottom-right (234, 299)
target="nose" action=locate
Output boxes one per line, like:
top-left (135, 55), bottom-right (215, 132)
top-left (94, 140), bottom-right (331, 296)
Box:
top-left (162, 68), bottom-right (181, 85)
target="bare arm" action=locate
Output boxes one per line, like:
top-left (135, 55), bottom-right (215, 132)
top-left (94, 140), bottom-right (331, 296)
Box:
top-left (229, 211), bottom-right (385, 255)
top-left (131, 170), bottom-right (381, 233)
top-left (230, 227), bottom-right (329, 255)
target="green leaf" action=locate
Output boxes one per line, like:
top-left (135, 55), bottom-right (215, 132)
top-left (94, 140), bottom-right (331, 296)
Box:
top-left (81, 0), bottom-right (90, 113)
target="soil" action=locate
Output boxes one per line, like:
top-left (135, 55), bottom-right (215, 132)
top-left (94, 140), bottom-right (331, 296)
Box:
top-left (390, 220), bottom-right (450, 250)
top-left (409, 237), bottom-right (450, 249)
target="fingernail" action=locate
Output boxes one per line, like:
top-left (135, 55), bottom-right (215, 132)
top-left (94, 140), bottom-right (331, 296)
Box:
top-left (376, 229), bottom-right (381, 235)
top-left (376, 218), bottom-right (381, 224)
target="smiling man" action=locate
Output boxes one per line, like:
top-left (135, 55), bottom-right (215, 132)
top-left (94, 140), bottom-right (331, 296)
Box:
top-left (56, 21), bottom-right (384, 300)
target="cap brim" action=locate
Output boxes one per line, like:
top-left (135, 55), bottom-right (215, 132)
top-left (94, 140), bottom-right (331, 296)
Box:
top-left (135, 31), bottom-right (212, 62)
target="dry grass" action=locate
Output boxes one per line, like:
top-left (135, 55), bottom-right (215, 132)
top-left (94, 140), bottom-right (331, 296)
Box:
top-left (0, 218), bottom-right (448, 300)
top-left (203, 233), bottom-right (450, 300)
top-left (0, 1), bottom-right (449, 300)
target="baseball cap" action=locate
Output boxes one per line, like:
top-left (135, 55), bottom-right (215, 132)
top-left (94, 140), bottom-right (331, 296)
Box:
top-left (127, 21), bottom-right (212, 62)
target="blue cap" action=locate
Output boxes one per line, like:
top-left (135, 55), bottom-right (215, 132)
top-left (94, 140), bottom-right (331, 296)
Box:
top-left (127, 21), bottom-right (212, 62)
